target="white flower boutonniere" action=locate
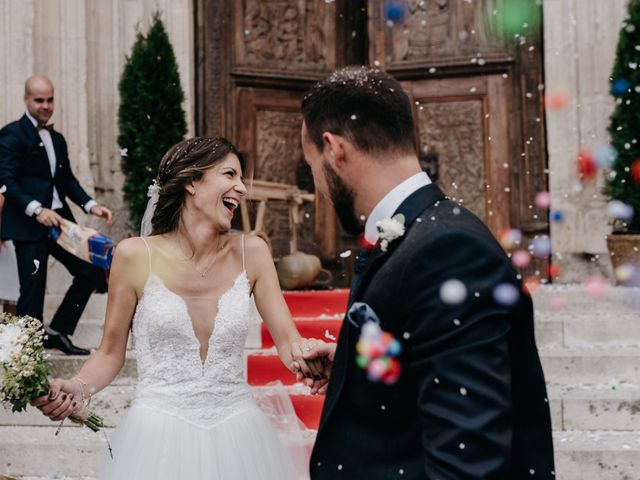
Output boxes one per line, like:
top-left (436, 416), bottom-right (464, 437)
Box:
top-left (376, 213), bottom-right (405, 252)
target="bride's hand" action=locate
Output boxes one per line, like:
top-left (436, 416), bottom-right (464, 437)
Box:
top-left (31, 378), bottom-right (82, 422)
top-left (290, 338), bottom-right (329, 379)
top-left (295, 339), bottom-right (336, 394)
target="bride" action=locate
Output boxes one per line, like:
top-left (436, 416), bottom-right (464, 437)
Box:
top-left (32, 137), bottom-right (327, 479)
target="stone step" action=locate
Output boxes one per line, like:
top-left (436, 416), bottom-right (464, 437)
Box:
top-left (549, 384), bottom-right (640, 431)
top-left (44, 345), bottom-right (640, 390)
top-left (2, 427), bottom-right (640, 479)
top-left (46, 352), bottom-right (137, 385)
top-left (554, 430), bottom-right (640, 480)
top-left (540, 347), bottom-right (640, 385)
top-left (531, 284), bottom-right (640, 315)
top-left (6, 381), bottom-right (638, 435)
top-left (43, 294), bottom-right (107, 324)
top-left (1, 426), bottom-right (110, 478)
top-left (535, 313), bottom-right (640, 348)
top-left (1, 383), bottom-right (324, 430)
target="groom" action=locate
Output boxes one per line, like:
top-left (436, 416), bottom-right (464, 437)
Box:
top-left (299, 67), bottom-right (555, 479)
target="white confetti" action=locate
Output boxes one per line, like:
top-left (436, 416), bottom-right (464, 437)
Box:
top-left (460, 387), bottom-right (468, 396)
top-left (32, 259), bottom-right (40, 275)
top-left (440, 279), bottom-right (467, 305)
top-left (324, 329), bottom-right (337, 341)
top-left (0, 184), bottom-right (6, 194)
top-left (339, 250), bottom-right (352, 258)
top-left (119, 148), bottom-right (128, 157)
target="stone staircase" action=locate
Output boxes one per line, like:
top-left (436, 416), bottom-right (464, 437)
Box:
top-left (1, 285), bottom-right (640, 479)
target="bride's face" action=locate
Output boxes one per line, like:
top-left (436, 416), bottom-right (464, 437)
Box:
top-left (187, 153), bottom-right (247, 231)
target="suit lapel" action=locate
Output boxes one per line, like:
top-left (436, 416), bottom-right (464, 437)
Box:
top-left (351, 183), bottom-right (446, 303)
top-left (318, 183), bottom-right (446, 433)
top-left (19, 114), bottom-right (53, 179)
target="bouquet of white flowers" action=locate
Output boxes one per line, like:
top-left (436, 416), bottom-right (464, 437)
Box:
top-left (0, 312), bottom-right (103, 431)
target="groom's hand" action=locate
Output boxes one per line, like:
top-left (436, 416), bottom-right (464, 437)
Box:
top-left (296, 341), bottom-right (336, 395)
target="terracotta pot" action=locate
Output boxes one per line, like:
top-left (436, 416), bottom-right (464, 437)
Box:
top-left (276, 251), bottom-right (332, 290)
top-left (606, 234), bottom-right (640, 285)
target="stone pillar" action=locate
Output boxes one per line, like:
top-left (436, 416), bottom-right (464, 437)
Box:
top-left (0, 0), bottom-right (195, 299)
top-left (543, 0), bottom-right (628, 281)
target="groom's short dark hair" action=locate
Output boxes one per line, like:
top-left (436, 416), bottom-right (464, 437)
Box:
top-left (301, 66), bottom-right (416, 156)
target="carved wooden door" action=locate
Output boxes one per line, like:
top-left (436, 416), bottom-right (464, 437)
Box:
top-left (403, 75), bottom-right (512, 235)
top-left (195, 0), bottom-right (548, 278)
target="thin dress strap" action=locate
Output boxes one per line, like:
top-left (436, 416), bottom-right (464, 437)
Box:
top-left (140, 236), bottom-right (152, 276)
top-left (241, 234), bottom-right (246, 272)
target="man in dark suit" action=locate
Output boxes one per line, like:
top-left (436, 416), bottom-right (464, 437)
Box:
top-left (0, 75), bottom-right (112, 355)
top-left (299, 67), bottom-right (555, 479)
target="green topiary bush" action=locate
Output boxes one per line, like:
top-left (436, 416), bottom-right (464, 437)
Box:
top-left (118, 12), bottom-right (187, 231)
top-left (606, 0), bottom-right (640, 233)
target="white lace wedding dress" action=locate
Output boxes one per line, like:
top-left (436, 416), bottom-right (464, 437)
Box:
top-left (98, 237), bottom-right (306, 479)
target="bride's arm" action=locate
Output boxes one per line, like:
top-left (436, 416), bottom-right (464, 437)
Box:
top-left (246, 235), bottom-right (322, 379)
top-left (32, 238), bottom-right (147, 421)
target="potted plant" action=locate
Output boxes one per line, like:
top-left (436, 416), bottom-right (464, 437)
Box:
top-left (605, 0), bottom-right (640, 284)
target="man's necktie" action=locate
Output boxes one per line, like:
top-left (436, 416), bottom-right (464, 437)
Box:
top-left (38, 124), bottom-right (54, 133)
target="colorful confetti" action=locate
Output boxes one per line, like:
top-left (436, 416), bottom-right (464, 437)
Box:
top-left (356, 321), bottom-right (402, 384)
top-left (577, 149), bottom-right (598, 182)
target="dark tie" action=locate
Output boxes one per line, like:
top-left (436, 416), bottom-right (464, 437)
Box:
top-left (38, 124), bottom-right (54, 133)
top-left (348, 246), bottom-right (374, 306)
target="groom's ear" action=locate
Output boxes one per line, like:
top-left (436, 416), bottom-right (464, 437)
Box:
top-left (185, 182), bottom-right (196, 196)
top-left (322, 132), bottom-right (347, 170)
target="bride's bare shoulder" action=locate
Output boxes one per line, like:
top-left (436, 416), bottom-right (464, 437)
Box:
top-left (113, 237), bottom-right (153, 265)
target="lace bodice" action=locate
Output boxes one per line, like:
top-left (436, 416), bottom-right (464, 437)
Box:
top-left (130, 237), bottom-right (256, 427)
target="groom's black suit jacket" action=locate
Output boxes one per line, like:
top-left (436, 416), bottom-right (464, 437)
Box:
top-left (0, 114), bottom-right (91, 241)
top-left (310, 184), bottom-right (555, 479)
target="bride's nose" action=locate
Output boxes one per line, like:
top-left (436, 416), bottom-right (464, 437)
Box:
top-left (234, 180), bottom-right (247, 196)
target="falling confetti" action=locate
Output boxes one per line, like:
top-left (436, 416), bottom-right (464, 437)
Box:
top-left (499, 228), bottom-right (523, 249)
top-left (548, 296), bottom-right (565, 311)
top-left (531, 235), bottom-right (552, 257)
top-left (606, 200), bottom-right (635, 220)
top-left (593, 144), bottom-right (617, 168)
top-left (614, 264), bottom-right (635, 284)
top-left (440, 279), bottom-right (467, 305)
top-left (32, 259), bottom-right (40, 275)
top-left (577, 149), bottom-right (598, 182)
top-left (512, 249), bottom-right (532, 268)
top-left (548, 264), bottom-right (562, 279)
top-left (339, 250), bottom-right (352, 258)
top-left (119, 148), bottom-right (128, 157)
top-left (488, 0), bottom-right (540, 38)
top-left (384, 0), bottom-right (406, 22)
top-left (534, 191), bottom-right (551, 210)
top-left (356, 321), bottom-right (402, 384)
top-left (551, 210), bottom-right (564, 223)
top-left (493, 283), bottom-right (520, 306)
top-left (545, 91), bottom-right (568, 110)
top-left (611, 77), bottom-right (632, 96)
top-left (584, 275), bottom-right (608, 299)
top-left (631, 159), bottom-right (640, 183)
top-left (0, 185), bottom-right (6, 194)
top-left (324, 329), bottom-right (337, 341)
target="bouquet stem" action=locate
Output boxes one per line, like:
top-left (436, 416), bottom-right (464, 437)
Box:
top-left (69, 404), bottom-right (104, 432)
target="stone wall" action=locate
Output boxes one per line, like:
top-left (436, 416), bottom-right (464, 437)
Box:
top-left (0, 0), bottom-right (194, 296)
top-left (543, 0), bottom-right (628, 281)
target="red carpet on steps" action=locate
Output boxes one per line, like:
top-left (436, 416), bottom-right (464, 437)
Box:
top-left (248, 289), bottom-right (348, 430)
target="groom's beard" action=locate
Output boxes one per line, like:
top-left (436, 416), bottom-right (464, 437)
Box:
top-left (323, 161), bottom-right (363, 235)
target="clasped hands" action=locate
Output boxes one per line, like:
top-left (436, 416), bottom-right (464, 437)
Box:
top-left (290, 339), bottom-right (337, 395)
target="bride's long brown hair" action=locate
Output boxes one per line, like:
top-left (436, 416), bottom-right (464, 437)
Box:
top-left (151, 137), bottom-right (247, 235)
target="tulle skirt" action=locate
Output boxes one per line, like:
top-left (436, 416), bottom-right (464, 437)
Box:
top-left (98, 402), bottom-right (307, 480)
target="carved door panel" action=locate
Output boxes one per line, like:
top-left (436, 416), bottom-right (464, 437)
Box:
top-left (403, 75), bottom-right (512, 236)
top-left (235, 86), bottom-right (336, 259)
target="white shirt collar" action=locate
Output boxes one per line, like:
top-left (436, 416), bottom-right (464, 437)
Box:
top-left (25, 111), bottom-right (39, 128)
top-left (364, 171), bottom-right (431, 244)
top-left (25, 111), bottom-right (50, 130)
